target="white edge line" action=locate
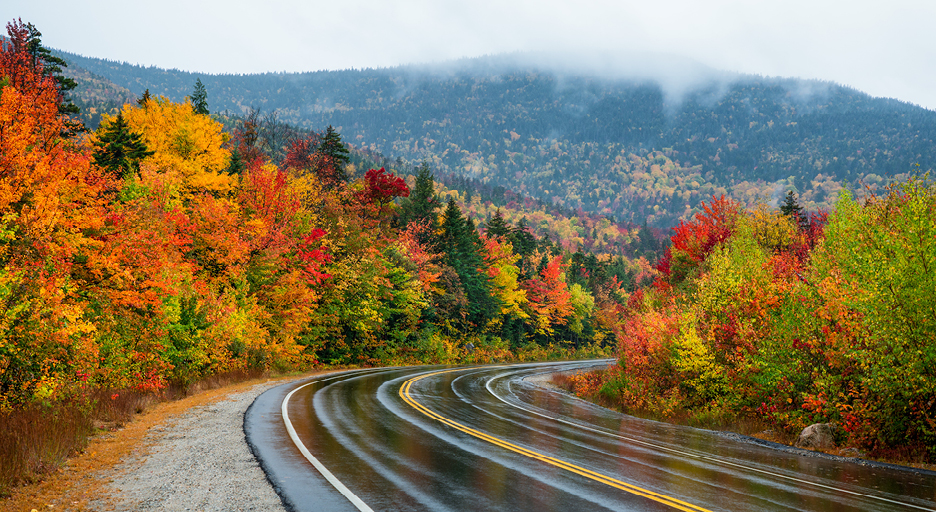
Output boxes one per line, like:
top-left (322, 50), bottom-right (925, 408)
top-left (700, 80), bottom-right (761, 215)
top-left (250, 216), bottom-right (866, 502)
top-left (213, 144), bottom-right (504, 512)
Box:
top-left (282, 380), bottom-right (375, 512)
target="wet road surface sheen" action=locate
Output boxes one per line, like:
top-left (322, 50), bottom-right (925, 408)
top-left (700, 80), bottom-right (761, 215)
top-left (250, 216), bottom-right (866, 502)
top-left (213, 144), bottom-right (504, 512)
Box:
top-left (246, 362), bottom-right (936, 511)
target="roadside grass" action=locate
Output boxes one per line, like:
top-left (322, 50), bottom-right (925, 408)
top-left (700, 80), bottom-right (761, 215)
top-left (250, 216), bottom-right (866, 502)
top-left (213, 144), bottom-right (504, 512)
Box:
top-left (0, 404), bottom-right (94, 497)
top-left (551, 371), bottom-right (794, 438)
top-left (550, 372), bottom-right (936, 472)
top-left (0, 369), bottom-right (265, 499)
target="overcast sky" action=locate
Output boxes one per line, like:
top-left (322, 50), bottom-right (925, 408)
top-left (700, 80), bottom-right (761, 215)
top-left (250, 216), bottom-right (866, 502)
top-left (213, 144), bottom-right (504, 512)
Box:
top-left (7, 0), bottom-right (936, 110)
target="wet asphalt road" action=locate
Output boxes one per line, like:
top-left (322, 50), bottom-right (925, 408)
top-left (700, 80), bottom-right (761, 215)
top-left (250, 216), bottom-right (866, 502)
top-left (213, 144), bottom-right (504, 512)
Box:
top-left (245, 361), bottom-right (936, 511)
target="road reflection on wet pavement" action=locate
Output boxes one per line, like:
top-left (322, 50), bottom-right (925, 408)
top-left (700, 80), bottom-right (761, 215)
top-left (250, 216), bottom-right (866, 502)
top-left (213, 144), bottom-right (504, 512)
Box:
top-left (246, 362), bottom-right (936, 511)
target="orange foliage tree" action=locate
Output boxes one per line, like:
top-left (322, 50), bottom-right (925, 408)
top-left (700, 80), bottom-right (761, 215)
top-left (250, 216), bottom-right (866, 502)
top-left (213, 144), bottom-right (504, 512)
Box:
top-left (522, 255), bottom-right (573, 335)
top-left (0, 19), bottom-right (106, 406)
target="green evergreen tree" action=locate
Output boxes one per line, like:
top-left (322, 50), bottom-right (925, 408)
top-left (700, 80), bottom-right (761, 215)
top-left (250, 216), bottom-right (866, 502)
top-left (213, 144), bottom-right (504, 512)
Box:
top-left (485, 209), bottom-right (511, 238)
top-left (779, 190), bottom-right (806, 229)
top-left (583, 253), bottom-right (600, 288)
top-left (316, 125), bottom-right (351, 182)
top-left (636, 221), bottom-right (661, 257)
top-left (23, 22), bottom-right (82, 134)
top-left (509, 217), bottom-right (539, 280)
top-left (92, 113), bottom-right (154, 179)
top-left (225, 149), bottom-right (245, 175)
top-left (536, 253), bottom-right (550, 274)
top-left (191, 78), bottom-right (209, 115)
top-left (397, 161), bottom-right (439, 235)
top-left (567, 251), bottom-right (584, 286)
top-left (138, 89), bottom-right (152, 107)
top-left (436, 197), bottom-right (497, 329)
top-left (509, 218), bottom-right (537, 256)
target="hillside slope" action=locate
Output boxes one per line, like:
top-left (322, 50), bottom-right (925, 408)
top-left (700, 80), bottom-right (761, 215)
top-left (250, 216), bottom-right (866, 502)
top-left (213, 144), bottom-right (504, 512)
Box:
top-left (57, 50), bottom-right (936, 226)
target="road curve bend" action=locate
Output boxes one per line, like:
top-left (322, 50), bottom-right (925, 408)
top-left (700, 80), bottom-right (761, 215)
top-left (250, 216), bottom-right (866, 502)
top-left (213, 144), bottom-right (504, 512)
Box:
top-left (245, 362), bottom-right (936, 511)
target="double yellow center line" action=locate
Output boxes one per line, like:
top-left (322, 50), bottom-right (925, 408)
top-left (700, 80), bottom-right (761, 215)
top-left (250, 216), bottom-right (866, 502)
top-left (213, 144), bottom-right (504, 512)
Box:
top-left (399, 368), bottom-right (711, 512)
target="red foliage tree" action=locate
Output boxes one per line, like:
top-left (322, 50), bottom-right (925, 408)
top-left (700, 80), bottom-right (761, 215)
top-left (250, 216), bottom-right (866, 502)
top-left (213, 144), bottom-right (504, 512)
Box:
top-left (238, 159), bottom-right (301, 254)
top-left (283, 134), bottom-right (342, 188)
top-left (237, 159), bottom-right (331, 284)
top-left (359, 167), bottom-right (409, 203)
top-left (655, 195), bottom-right (741, 288)
top-left (297, 227), bottom-right (332, 285)
top-left (355, 167), bottom-right (409, 228)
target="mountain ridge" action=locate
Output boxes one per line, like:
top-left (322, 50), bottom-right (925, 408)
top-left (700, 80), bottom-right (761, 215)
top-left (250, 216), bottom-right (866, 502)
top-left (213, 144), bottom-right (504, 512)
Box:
top-left (55, 48), bottom-right (936, 227)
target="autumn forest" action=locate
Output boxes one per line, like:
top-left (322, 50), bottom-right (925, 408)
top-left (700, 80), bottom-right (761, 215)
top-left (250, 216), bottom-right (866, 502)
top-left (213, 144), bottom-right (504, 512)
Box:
top-left (1, 18), bottom-right (935, 494)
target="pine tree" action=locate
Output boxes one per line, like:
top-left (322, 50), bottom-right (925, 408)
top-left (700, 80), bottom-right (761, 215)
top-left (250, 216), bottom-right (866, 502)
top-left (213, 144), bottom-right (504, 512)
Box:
top-left (191, 78), bottom-right (209, 115)
top-left (225, 149), bottom-right (245, 175)
top-left (509, 218), bottom-right (537, 256)
top-left (536, 253), bottom-right (550, 274)
top-left (20, 22), bottom-right (82, 134)
top-left (509, 218), bottom-right (539, 280)
top-left (436, 197), bottom-right (497, 329)
top-left (138, 89), bottom-right (152, 107)
top-left (485, 209), bottom-right (511, 238)
top-left (779, 190), bottom-right (806, 229)
top-left (92, 113), bottom-right (154, 179)
top-left (437, 197), bottom-right (468, 259)
top-left (397, 161), bottom-right (439, 235)
top-left (636, 221), bottom-right (660, 257)
top-left (316, 125), bottom-right (351, 182)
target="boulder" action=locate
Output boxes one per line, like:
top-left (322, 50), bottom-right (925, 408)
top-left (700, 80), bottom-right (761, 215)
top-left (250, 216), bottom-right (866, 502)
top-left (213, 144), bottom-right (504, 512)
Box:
top-left (794, 423), bottom-right (837, 450)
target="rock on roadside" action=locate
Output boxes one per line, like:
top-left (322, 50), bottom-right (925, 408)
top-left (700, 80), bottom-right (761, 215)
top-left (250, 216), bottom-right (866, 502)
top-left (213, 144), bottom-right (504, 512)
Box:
top-left (87, 381), bottom-right (287, 512)
top-left (794, 423), bottom-right (837, 450)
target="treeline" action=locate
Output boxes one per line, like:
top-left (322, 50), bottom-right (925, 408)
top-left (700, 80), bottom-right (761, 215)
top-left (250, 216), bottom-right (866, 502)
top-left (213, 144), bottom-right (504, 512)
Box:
top-left (56, 50), bottom-right (936, 227)
top-left (1, 20), bottom-right (636, 418)
top-left (435, 175), bottom-right (664, 260)
top-left (228, 110), bottom-right (667, 262)
top-left (568, 183), bottom-right (936, 461)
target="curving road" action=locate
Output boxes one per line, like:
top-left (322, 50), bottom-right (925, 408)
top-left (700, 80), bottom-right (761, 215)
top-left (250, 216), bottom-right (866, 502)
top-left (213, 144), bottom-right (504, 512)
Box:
top-left (245, 362), bottom-right (936, 511)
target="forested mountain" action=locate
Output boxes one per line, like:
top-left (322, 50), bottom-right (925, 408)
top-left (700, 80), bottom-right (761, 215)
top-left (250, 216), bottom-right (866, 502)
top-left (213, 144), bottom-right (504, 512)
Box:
top-left (57, 51), bottom-right (936, 227)
top-left (5, 19), bottom-right (935, 481)
top-left (4, 20), bottom-right (629, 464)
top-left (62, 64), bottom-right (137, 128)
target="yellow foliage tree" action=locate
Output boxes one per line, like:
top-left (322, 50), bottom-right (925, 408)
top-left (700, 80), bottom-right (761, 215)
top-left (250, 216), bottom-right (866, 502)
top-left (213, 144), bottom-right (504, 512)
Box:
top-left (113, 96), bottom-right (233, 197)
top-left (747, 203), bottom-right (802, 252)
top-left (481, 235), bottom-right (528, 319)
top-left (672, 310), bottom-right (728, 404)
top-left (567, 283), bottom-right (595, 335)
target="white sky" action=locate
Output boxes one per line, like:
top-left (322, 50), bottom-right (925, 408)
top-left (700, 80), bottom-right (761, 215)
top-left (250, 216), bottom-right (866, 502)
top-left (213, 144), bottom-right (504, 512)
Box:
top-left (8, 0), bottom-right (936, 110)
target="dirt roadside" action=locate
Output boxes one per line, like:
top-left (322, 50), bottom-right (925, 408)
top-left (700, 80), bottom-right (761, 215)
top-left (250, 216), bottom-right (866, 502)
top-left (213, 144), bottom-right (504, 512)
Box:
top-left (0, 371), bottom-right (335, 512)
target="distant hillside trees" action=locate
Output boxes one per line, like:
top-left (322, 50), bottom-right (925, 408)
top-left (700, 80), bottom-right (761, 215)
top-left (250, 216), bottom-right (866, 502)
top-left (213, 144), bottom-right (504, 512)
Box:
top-left (58, 51), bottom-right (936, 229)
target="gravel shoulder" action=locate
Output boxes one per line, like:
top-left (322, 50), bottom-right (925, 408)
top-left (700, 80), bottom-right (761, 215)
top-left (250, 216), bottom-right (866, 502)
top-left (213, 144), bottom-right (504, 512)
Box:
top-left (85, 380), bottom-right (288, 512)
top-left (0, 376), bottom-right (317, 512)
top-left (520, 371), bottom-right (561, 389)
